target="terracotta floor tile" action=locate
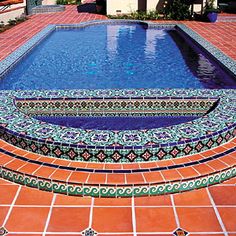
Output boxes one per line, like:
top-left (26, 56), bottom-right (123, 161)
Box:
top-left (68, 171), bottom-right (89, 183)
top-left (47, 207), bottom-right (90, 232)
top-left (139, 162), bottom-right (158, 169)
top-left (106, 173), bottom-right (125, 184)
top-left (87, 173), bottom-right (106, 184)
top-left (11, 148), bottom-right (28, 156)
top-left (177, 207), bottom-right (222, 232)
top-left (156, 159), bottom-right (174, 167)
top-left (122, 163), bottom-right (140, 169)
top-left (207, 159), bottom-right (229, 170)
top-left (193, 164), bottom-right (214, 175)
top-left (143, 171), bottom-right (164, 183)
top-left (5, 207), bottom-right (50, 232)
top-left (4, 159), bottom-right (26, 170)
top-left (209, 186), bottom-right (236, 205)
top-left (86, 163), bottom-right (105, 169)
top-left (0, 153), bottom-right (13, 165)
top-left (24, 152), bottom-right (42, 160)
top-left (15, 186), bottom-right (53, 205)
top-left (92, 207), bottom-right (132, 233)
top-left (126, 173), bottom-right (145, 184)
top-left (34, 166), bottom-right (56, 178)
top-left (17, 163), bottom-right (41, 174)
top-left (177, 167), bottom-right (199, 178)
top-left (220, 154), bottom-right (236, 165)
top-left (104, 163), bottom-right (122, 170)
top-left (50, 169), bottom-right (71, 181)
top-left (200, 149), bottom-right (216, 157)
top-left (52, 159), bottom-right (71, 166)
top-left (68, 161), bottom-right (87, 168)
top-left (94, 197), bottom-right (131, 206)
top-left (161, 169), bottom-right (182, 181)
top-left (174, 188), bottom-right (211, 206)
top-left (0, 185), bottom-right (19, 204)
top-left (54, 194), bottom-right (92, 205)
top-left (136, 207), bottom-right (176, 232)
top-left (218, 207), bottom-right (236, 232)
top-left (8, 234), bottom-right (42, 236)
top-left (0, 206), bottom-right (9, 225)
top-left (135, 195), bottom-right (171, 206)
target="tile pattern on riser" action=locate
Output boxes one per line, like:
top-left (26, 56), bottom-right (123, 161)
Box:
top-left (0, 89), bottom-right (235, 162)
top-left (15, 97), bottom-right (217, 117)
top-left (0, 164), bottom-right (235, 197)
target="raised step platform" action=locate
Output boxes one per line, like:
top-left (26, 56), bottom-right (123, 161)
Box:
top-left (0, 138), bottom-right (235, 197)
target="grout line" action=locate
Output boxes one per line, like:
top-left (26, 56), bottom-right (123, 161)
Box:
top-left (132, 196), bottom-right (137, 236)
top-left (170, 194), bottom-right (180, 228)
top-left (42, 194), bottom-right (56, 236)
top-left (2, 185), bottom-right (22, 227)
top-left (206, 188), bottom-right (228, 236)
top-left (88, 197), bottom-right (94, 228)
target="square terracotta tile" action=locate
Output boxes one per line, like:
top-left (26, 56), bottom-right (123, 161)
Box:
top-left (126, 173), bottom-right (145, 184)
top-left (54, 194), bottom-right (92, 206)
top-left (0, 185), bottom-right (19, 204)
top-left (5, 207), bottom-right (50, 232)
top-left (143, 171), bottom-right (164, 183)
top-left (218, 207), bottom-right (236, 232)
top-left (176, 207), bottom-right (222, 232)
top-left (94, 197), bottom-right (131, 206)
top-left (0, 206), bottom-right (9, 225)
top-left (173, 189), bottom-right (211, 206)
top-left (92, 207), bottom-right (132, 233)
top-left (134, 195), bottom-right (171, 206)
top-left (209, 186), bottom-right (236, 205)
top-left (68, 172), bottom-right (89, 183)
top-left (47, 207), bottom-right (90, 232)
top-left (87, 173), bottom-right (106, 184)
top-left (106, 173), bottom-right (125, 184)
top-left (15, 186), bottom-right (53, 205)
top-left (135, 207), bottom-right (176, 232)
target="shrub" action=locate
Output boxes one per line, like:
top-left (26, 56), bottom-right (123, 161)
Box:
top-left (163, 0), bottom-right (191, 20)
top-left (56, 0), bottom-right (80, 5)
top-left (108, 10), bottom-right (160, 20)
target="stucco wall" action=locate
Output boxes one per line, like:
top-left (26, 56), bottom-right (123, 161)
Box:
top-left (106, 0), bottom-right (217, 15)
top-left (107, 0), bottom-right (138, 15)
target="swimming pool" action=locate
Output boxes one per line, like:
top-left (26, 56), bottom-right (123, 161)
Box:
top-left (0, 21), bottom-right (235, 197)
top-left (0, 22), bottom-right (235, 90)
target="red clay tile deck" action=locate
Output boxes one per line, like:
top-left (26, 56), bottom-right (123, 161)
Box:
top-left (0, 5), bottom-right (236, 235)
top-left (0, 178), bottom-right (235, 235)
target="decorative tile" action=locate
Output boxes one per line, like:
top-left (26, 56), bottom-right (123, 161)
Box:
top-left (173, 228), bottom-right (189, 236)
top-left (82, 228), bottom-right (98, 236)
top-left (0, 227), bottom-right (8, 236)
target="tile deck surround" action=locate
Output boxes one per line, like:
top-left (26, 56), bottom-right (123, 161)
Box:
top-left (0, 4), bottom-right (235, 235)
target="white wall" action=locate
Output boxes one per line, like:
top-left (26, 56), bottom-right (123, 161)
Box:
top-left (107, 0), bottom-right (217, 15)
top-left (107, 0), bottom-right (138, 15)
top-left (0, 1), bottom-right (26, 24)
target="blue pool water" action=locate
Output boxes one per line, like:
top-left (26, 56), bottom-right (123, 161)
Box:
top-left (34, 115), bottom-right (199, 130)
top-left (0, 24), bottom-right (235, 90)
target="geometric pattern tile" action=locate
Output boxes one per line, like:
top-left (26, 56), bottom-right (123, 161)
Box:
top-left (173, 228), bottom-right (189, 236)
top-left (0, 227), bottom-right (8, 236)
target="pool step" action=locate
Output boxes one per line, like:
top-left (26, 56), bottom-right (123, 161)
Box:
top-left (0, 138), bottom-right (235, 197)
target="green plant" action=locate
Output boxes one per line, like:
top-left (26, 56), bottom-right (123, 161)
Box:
top-left (0, 21), bottom-right (4, 28)
top-left (56, 0), bottom-right (80, 5)
top-left (8, 19), bottom-right (17, 26)
top-left (163, 0), bottom-right (191, 20)
top-left (108, 10), bottom-right (160, 20)
top-left (205, 0), bottom-right (220, 13)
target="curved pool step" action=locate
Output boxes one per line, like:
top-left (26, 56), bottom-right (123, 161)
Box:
top-left (0, 138), bottom-right (235, 197)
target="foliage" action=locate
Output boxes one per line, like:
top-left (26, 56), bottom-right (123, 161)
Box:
top-left (0, 16), bottom-right (28, 33)
top-left (108, 10), bottom-right (160, 20)
top-left (163, 0), bottom-right (191, 20)
top-left (56, 0), bottom-right (80, 5)
top-left (204, 0), bottom-right (220, 13)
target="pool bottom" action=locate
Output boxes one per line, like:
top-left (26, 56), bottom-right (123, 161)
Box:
top-left (34, 115), bottom-right (199, 130)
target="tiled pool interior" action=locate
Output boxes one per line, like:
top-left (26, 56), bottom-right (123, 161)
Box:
top-left (0, 21), bottom-right (236, 90)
